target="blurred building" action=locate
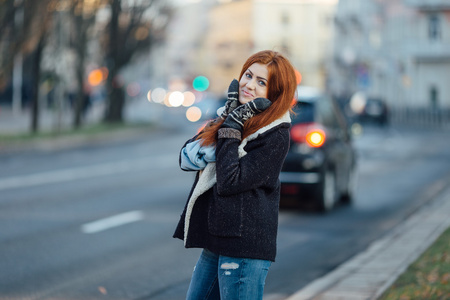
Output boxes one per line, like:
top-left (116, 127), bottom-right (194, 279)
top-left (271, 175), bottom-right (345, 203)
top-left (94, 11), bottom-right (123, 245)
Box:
top-left (252, 0), bottom-right (337, 90)
top-left (165, 0), bottom-right (338, 95)
top-left (203, 0), bottom-right (252, 95)
top-left (331, 0), bottom-right (450, 109)
top-left (404, 0), bottom-right (450, 109)
top-left (162, 0), bottom-right (216, 91)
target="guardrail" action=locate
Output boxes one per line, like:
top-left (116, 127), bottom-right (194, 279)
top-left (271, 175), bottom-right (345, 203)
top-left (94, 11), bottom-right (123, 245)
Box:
top-left (389, 107), bottom-right (450, 129)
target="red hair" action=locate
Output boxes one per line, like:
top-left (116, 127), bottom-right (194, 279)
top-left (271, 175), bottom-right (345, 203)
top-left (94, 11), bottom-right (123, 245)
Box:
top-left (198, 50), bottom-right (297, 146)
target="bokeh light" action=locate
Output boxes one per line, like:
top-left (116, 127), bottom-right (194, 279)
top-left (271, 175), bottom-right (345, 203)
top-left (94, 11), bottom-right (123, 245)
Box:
top-left (291, 98), bottom-right (297, 107)
top-left (127, 82), bottom-right (141, 97)
top-left (351, 122), bottom-right (363, 136)
top-left (169, 78), bottom-right (187, 91)
top-left (295, 69), bottom-right (302, 85)
top-left (88, 69), bottom-right (104, 86)
top-left (182, 91), bottom-right (196, 107)
top-left (151, 88), bottom-right (166, 103)
top-left (164, 92), bottom-right (172, 107)
top-left (350, 92), bottom-right (367, 114)
top-left (147, 90), bottom-right (152, 102)
top-left (186, 106), bottom-right (202, 122)
top-left (193, 76), bottom-right (209, 92)
top-left (169, 91), bottom-right (184, 107)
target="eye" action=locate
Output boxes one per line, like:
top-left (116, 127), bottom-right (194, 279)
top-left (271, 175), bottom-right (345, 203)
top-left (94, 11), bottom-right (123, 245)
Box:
top-left (245, 73), bottom-right (252, 79)
top-left (259, 80), bottom-right (266, 86)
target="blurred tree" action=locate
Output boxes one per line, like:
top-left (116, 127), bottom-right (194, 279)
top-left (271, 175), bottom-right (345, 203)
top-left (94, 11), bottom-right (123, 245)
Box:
top-left (0, 1), bottom-right (17, 75)
top-left (71, 0), bottom-right (106, 128)
top-left (102, 0), bottom-right (172, 123)
top-left (0, 0), bottom-right (16, 106)
top-left (25, 1), bottom-right (53, 133)
top-left (0, 0), bottom-right (172, 132)
top-left (0, 0), bottom-right (55, 132)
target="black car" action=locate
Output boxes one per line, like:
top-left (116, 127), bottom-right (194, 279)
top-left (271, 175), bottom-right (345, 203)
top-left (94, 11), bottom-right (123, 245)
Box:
top-left (360, 98), bottom-right (389, 126)
top-left (280, 86), bottom-right (357, 212)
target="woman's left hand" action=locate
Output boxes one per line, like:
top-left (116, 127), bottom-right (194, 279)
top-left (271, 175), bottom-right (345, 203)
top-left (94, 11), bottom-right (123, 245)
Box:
top-left (221, 97), bottom-right (272, 132)
top-left (220, 79), bottom-right (240, 120)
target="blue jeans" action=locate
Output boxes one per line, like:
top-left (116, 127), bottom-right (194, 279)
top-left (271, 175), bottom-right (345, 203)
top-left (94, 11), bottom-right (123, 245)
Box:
top-left (186, 249), bottom-right (271, 300)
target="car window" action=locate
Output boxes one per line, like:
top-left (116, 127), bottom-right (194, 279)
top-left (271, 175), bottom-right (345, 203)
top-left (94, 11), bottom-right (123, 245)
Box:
top-left (292, 101), bottom-right (315, 124)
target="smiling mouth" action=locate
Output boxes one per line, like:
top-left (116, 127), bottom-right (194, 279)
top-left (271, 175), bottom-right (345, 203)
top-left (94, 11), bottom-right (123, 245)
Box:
top-left (242, 90), bottom-right (253, 98)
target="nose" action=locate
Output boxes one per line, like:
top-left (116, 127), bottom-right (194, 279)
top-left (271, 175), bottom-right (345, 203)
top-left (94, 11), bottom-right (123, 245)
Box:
top-left (246, 79), bottom-right (256, 90)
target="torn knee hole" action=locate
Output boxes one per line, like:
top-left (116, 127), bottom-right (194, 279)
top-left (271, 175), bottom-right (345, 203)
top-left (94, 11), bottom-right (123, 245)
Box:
top-left (220, 262), bottom-right (240, 270)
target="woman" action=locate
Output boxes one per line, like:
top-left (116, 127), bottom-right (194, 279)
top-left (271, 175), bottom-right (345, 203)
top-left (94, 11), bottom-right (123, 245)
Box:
top-left (174, 50), bottom-right (297, 300)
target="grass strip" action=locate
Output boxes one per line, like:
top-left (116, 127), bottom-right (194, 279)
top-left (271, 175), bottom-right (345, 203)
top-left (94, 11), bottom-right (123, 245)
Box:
top-left (379, 226), bottom-right (450, 300)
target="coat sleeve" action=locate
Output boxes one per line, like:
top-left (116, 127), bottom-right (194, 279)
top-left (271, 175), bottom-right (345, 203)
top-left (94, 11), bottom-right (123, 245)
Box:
top-left (215, 127), bottom-right (290, 196)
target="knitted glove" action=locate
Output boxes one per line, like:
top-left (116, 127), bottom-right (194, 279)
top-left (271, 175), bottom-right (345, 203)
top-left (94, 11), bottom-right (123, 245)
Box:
top-left (220, 79), bottom-right (240, 119)
top-left (222, 97), bottom-right (272, 132)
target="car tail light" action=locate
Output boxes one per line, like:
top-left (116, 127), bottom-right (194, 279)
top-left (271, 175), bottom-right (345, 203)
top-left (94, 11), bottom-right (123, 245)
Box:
top-left (281, 184), bottom-right (300, 195)
top-left (291, 123), bottom-right (326, 147)
top-left (306, 129), bottom-right (326, 147)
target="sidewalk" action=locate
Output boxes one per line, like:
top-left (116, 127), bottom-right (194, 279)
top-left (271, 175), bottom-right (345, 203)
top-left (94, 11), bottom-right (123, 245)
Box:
top-left (0, 98), bottom-right (171, 136)
top-left (0, 105), bottom-right (102, 135)
top-left (286, 180), bottom-right (450, 300)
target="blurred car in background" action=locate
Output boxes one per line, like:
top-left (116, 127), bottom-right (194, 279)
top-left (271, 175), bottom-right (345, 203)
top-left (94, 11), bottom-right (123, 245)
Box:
top-left (359, 98), bottom-right (389, 125)
top-left (280, 86), bottom-right (357, 212)
top-left (347, 93), bottom-right (389, 126)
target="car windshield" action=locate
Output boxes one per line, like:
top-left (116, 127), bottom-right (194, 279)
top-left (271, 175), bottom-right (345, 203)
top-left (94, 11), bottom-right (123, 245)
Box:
top-left (292, 101), bottom-right (315, 124)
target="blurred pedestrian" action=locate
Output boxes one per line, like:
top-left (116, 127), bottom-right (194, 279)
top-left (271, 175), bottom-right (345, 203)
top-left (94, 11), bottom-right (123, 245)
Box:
top-left (174, 50), bottom-right (297, 300)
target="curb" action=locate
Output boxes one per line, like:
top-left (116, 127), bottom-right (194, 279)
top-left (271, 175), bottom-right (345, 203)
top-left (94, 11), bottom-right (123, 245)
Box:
top-left (286, 181), bottom-right (450, 300)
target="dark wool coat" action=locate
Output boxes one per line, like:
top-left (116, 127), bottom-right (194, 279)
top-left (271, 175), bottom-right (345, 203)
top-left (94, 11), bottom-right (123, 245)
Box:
top-left (173, 112), bottom-right (291, 262)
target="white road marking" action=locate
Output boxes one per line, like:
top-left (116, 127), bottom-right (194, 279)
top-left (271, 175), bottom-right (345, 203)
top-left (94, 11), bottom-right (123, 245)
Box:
top-left (264, 294), bottom-right (288, 300)
top-left (81, 210), bottom-right (145, 234)
top-left (0, 154), bottom-right (173, 191)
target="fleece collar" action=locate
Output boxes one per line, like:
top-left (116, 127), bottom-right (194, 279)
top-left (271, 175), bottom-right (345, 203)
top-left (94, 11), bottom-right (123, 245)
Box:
top-left (238, 111), bottom-right (291, 158)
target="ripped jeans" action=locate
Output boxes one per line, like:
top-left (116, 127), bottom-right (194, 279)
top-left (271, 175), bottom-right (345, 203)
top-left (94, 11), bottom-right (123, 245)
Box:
top-left (186, 249), bottom-right (271, 300)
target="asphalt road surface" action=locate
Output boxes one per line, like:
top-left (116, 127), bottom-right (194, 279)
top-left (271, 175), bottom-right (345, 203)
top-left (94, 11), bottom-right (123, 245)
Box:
top-left (1, 122), bottom-right (450, 300)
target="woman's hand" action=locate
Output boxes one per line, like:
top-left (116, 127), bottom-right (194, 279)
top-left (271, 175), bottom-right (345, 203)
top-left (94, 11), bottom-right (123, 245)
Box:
top-left (221, 98), bottom-right (272, 132)
top-left (220, 79), bottom-right (240, 120)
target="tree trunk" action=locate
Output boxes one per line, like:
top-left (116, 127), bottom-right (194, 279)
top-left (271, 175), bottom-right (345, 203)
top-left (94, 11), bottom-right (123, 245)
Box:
top-left (104, 0), bottom-right (124, 123)
top-left (73, 1), bottom-right (88, 129)
top-left (108, 86), bottom-right (125, 122)
top-left (30, 35), bottom-right (45, 133)
top-left (104, 71), bottom-right (125, 123)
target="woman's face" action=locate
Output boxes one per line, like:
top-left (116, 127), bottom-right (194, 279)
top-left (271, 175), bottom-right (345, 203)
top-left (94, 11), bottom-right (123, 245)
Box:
top-left (239, 63), bottom-right (269, 104)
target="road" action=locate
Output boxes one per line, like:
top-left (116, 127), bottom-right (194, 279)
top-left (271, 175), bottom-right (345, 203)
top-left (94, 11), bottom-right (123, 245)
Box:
top-left (0, 122), bottom-right (450, 300)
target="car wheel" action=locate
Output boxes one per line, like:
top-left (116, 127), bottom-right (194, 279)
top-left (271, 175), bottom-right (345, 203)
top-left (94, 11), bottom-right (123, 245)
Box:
top-left (317, 169), bottom-right (337, 212)
top-left (341, 166), bottom-right (357, 204)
